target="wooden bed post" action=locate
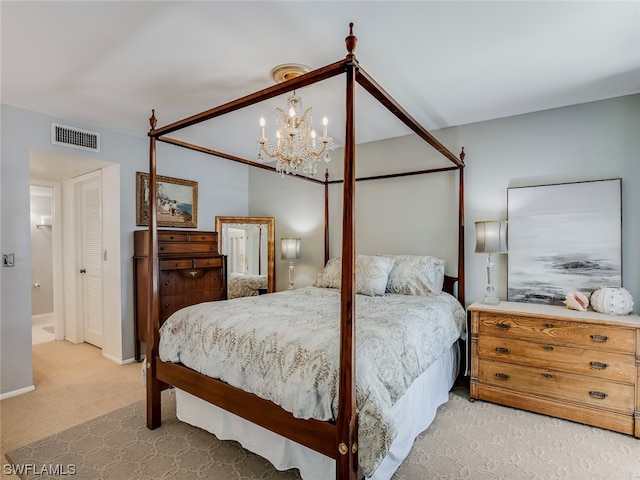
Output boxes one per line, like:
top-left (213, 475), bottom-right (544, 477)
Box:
top-left (336, 23), bottom-right (359, 480)
top-left (324, 169), bottom-right (330, 265)
top-left (146, 110), bottom-right (162, 429)
top-left (458, 147), bottom-right (466, 306)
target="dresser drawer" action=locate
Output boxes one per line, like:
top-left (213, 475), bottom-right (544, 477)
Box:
top-left (478, 313), bottom-right (635, 354)
top-left (160, 269), bottom-right (224, 295)
top-left (193, 257), bottom-right (223, 268)
top-left (189, 233), bottom-right (218, 243)
top-left (157, 232), bottom-right (189, 242)
top-left (159, 289), bottom-right (224, 320)
top-left (160, 259), bottom-right (193, 270)
top-left (479, 359), bottom-right (635, 414)
top-left (158, 242), bottom-right (218, 256)
top-left (478, 335), bottom-right (636, 383)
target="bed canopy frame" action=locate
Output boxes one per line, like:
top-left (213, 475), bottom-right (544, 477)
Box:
top-left (145, 24), bottom-right (465, 480)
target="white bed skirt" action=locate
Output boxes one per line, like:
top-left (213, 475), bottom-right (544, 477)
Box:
top-left (175, 341), bottom-right (460, 480)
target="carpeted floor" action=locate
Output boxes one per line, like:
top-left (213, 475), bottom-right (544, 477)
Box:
top-left (6, 385), bottom-right (640, 480)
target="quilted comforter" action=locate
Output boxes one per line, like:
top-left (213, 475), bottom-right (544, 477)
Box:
top-left (159, 286), bottom-right (465, 476)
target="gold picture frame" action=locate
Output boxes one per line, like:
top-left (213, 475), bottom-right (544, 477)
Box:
top-left (136, 172), bottom-right (198, 228)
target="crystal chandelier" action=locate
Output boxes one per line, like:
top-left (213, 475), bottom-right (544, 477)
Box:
top-left (257, 65), bottom-right (334, 176)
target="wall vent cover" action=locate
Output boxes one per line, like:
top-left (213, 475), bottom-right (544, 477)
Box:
top-left (51, 123), bottom-right (100, 152)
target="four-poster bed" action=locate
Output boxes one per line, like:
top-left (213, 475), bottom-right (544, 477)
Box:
top-left (145, 24), bottom-right (466, 480)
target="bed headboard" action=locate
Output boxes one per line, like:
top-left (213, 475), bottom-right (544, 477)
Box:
top-left (443, 275), bottom-right (458, 297)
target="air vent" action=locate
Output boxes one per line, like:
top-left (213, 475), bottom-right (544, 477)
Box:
top-left (51, 123), bottom-right (100, 152)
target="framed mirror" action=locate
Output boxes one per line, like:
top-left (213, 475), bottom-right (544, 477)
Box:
top-left (215, 216), bottom-right (275, 298)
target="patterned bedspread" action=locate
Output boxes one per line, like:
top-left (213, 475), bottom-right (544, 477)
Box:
top-left (159, 286), bottom-right (465, 476)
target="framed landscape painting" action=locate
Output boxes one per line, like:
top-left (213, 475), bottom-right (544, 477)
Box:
top-left (507, 178), bottom-right (621, 305)
top-left (136, 172), bottom-right (198, 228)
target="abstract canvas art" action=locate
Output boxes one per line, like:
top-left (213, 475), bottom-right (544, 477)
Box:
top-left (507, 178), bottom-right (621, 305)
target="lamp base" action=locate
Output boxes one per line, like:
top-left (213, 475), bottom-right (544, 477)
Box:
top-left (481, 294), bottom-right (500, 306)
top-left (288, 261), bottom-right (295, 290)
top-left (482, 253), bottom-right (500, 305)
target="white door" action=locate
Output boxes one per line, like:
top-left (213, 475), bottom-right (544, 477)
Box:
top-left (79, 177), bottom-right (103, 347)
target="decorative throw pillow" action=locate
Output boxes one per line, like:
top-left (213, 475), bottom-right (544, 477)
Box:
top-left (355, 255), bottom-right (394, 296)
top-left (313, 255), bottom-right (394, 296)
top-left (382, 254), bottom-right (445, 295)
top-left (312, 257), bottom-right (342, 289)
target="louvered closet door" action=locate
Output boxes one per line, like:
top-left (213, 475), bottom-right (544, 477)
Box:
top-left (80, 178), bottom-right (103, 348)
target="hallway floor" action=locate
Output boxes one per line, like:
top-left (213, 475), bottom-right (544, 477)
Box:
top-left (31, 314), bottom-right (55, 344)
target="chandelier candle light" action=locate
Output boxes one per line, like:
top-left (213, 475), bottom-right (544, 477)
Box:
top-left (475, 221), bottom-right (508, 305)
top-left (257, 64), bottom-right (334, 176)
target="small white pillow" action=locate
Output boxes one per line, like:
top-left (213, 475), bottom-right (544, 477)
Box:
top-left (313, 255), bottom-right (394, 296)
top-left (382, 254), bottom-right (445, 295)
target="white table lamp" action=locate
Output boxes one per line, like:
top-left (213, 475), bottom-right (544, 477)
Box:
top-left (475, 221), bottom-right (508, 305)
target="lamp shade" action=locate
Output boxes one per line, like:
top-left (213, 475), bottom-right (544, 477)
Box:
top-left (475, 221), bottom-right (508, 253)
top-left (281, 237), bottom-right (301, 260)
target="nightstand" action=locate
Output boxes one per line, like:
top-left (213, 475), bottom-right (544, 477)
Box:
top-left (469, 301), bottom-right (640, 437)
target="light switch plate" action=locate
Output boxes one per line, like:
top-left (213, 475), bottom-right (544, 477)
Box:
top-left (3, 253), bottom-right (15, 267)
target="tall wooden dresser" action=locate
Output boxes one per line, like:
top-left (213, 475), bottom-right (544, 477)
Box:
top-left (469, 301), bottom-right (640, 438)
top-left (133, 229), bottom-right (227, 360)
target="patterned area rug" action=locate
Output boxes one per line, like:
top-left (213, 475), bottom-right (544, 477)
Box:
top-left (5, 387), bottom-right (640, 479)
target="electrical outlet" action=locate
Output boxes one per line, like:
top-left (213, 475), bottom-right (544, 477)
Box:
top-left (3, 253), bottom-right (15, 267)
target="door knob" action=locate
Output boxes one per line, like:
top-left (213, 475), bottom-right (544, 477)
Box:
top-left (80, 268), bottom-right (86, 274)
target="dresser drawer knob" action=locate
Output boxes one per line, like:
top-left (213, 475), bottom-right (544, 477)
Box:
top-left (590, 334), bottom-right (608, 343)
top-left (496, 323), bottom-right (510, 330)
top-left (189, 271), bottom-right (198, 277)
top-left (590, 361), bottom-right (608, 370)
top-left (495, 373), bottom-right (510, 380)
top-left (589, 391), bottom-right (608, 400)
top-left (544, 323), bottom-right (554, 328)
top-left (495, 347), bottom-right (511, 354)
top-left (542, 373), bottom-right (554, 379)
top-left (542, 345), bottom-right (554, 351)
top-left (164, 281), bottom-right (170, 286)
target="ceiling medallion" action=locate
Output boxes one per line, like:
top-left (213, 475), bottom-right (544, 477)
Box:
top-left (270, 64), bottom-right (311, 83)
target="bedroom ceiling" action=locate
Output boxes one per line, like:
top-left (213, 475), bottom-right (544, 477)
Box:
top-left (2, 1), bottom-right (639, 165)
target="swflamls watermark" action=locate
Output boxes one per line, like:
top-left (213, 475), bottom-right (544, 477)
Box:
top-left (3, 463), bottom-right (76, 475)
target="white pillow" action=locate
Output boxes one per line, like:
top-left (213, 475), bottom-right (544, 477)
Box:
top-left (382, 254), bottom-right (445, 295)
top-left (313, 255), bottom-right (394, 296)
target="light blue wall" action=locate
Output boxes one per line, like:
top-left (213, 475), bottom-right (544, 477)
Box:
top-left (3, 94), bottom-right (638, 396)
top-left (1, 104), bottom-right (249, 396)
top-left (250, 94), bottom-right (640, 310)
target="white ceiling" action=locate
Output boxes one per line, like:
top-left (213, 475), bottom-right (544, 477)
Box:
top-left (3, 1), bottom-right (639, 165)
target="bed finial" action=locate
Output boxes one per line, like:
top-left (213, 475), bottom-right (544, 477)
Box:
top-left (149, 109), bottom-right (157, 130)
top-left (459, 147), bottom-right (465, 162)
top-left (345, 22), bottom-right (357, 57)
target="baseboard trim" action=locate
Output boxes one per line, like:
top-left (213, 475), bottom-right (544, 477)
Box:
top-left (102, 352), bottom-right (136, 365)
top-left (1, 385), bottom-right (35, 400)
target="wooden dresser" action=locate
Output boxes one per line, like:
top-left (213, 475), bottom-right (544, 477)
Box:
top-left (133, 229), bottom-right (227, 360)
top-left (469, 301), bottom-right (640, 437)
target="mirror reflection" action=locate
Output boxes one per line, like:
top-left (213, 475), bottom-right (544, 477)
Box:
top-left (215, 216), bottom-right (275, 298)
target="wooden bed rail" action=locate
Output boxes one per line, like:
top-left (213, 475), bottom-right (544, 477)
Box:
top-left (155, 359), bottom-right (337, 458)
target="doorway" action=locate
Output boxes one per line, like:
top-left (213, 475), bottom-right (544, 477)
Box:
top-left (29, 184), bottom-right (56, 344)
top-left (30, 148), bottom-right (122, 361)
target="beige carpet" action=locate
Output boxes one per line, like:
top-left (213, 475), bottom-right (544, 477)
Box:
top-left (3, 341), bottom-right (640, 479)
top-left (6, 385), bottom-right (640, 479)
top-left (1, 341), bottom-right (145, 480)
